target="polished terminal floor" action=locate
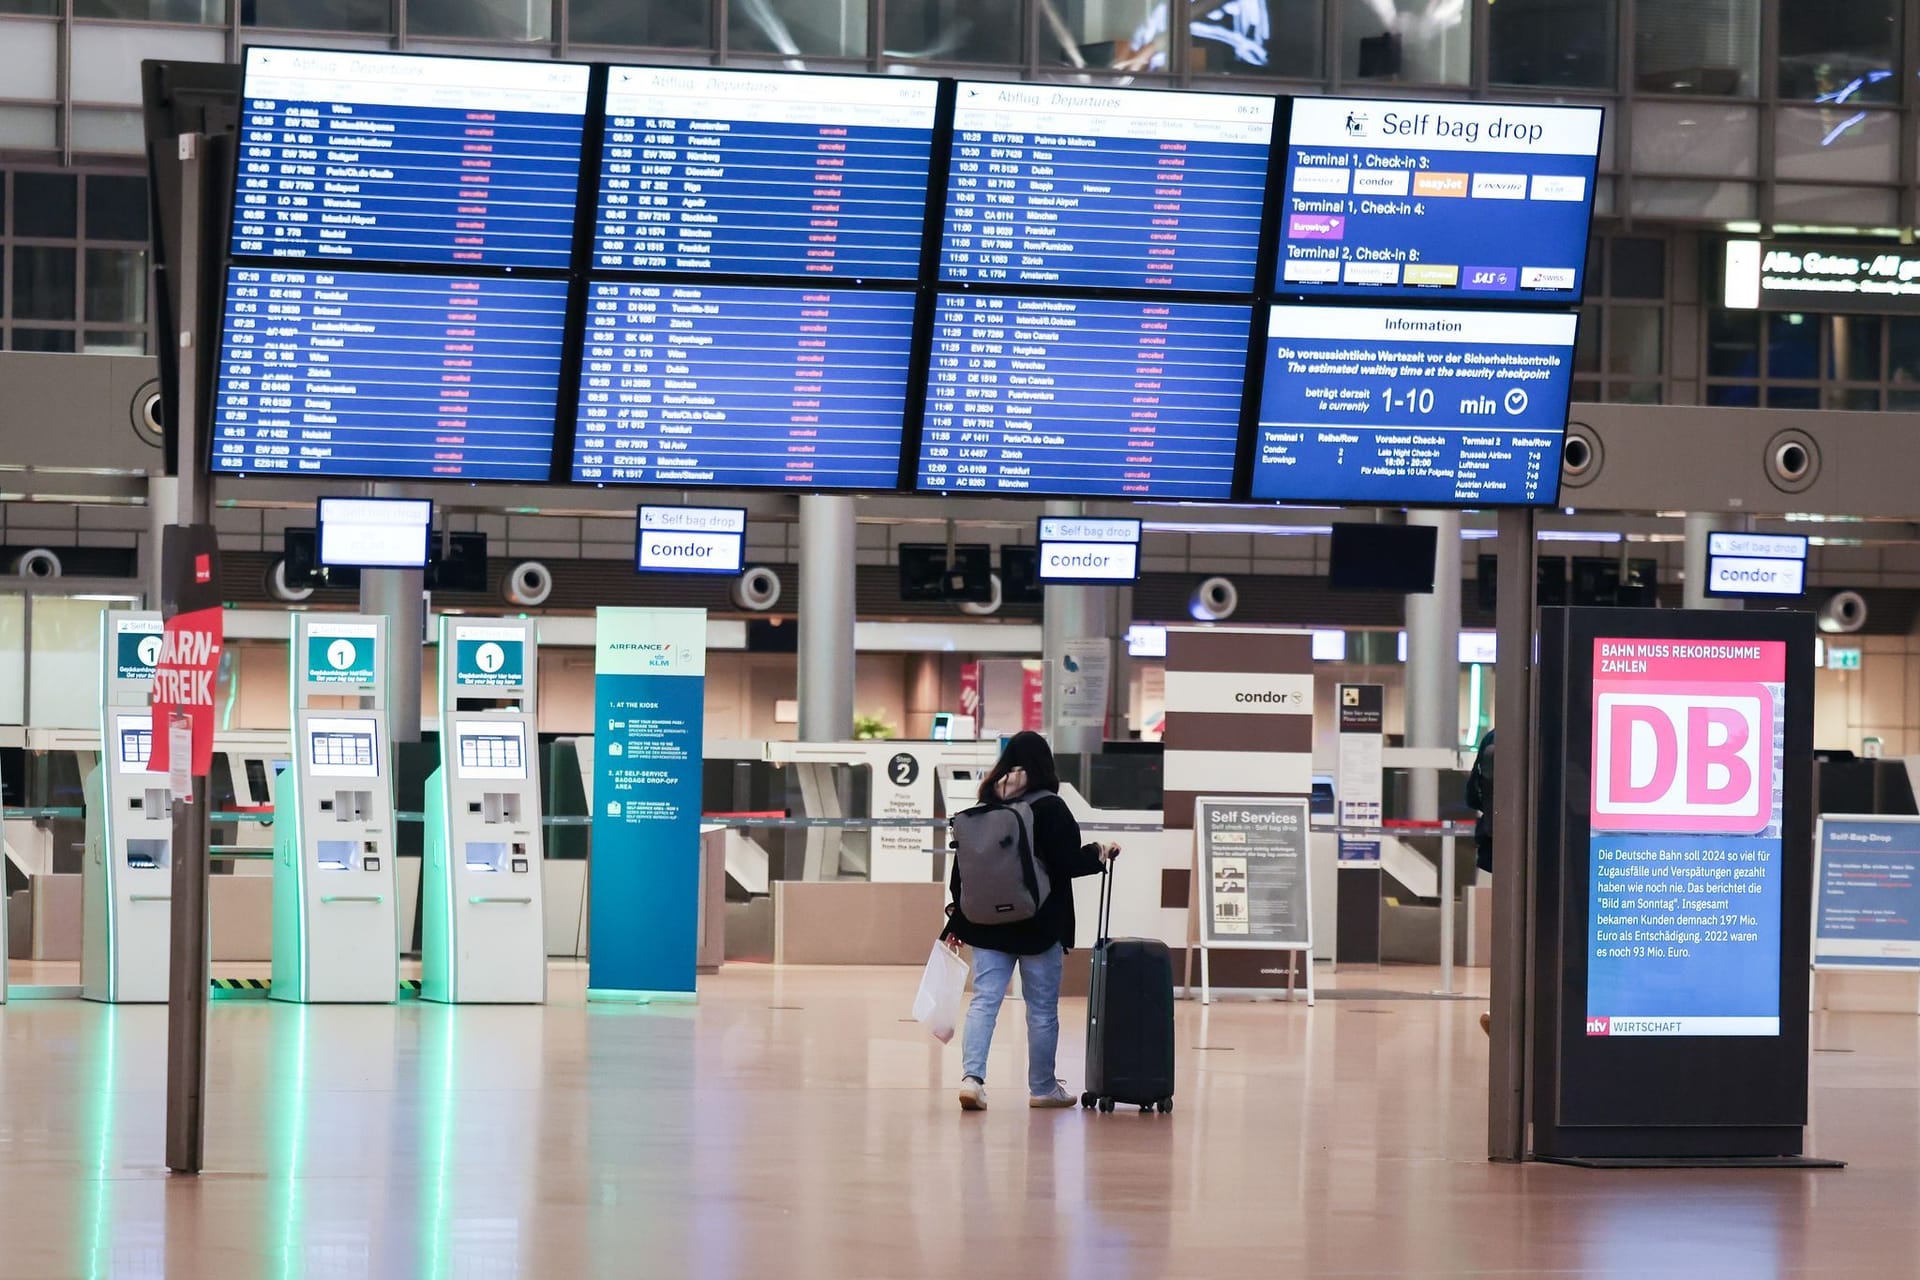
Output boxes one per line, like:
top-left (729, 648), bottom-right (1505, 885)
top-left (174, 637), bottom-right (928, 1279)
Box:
top-left (0, 960), bottom-right (1912, 1279)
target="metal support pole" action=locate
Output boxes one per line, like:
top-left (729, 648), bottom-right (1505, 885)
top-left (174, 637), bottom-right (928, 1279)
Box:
top-left (797, 494), bottom-right (856, 742)
top-left (164, 133), bottom-right (211, 1178)
top-left (1487, 505), bottom-right (1537, 1163)
top-left (1683, 512), bottom-right (1747, 611)
top-left (1439, 833), bottom-right (1455, 995)
top-left (360, 569), bottom-right (425, 741)
top-left (1041, 499), bottom-right (1116, 758)
top-left (1405, 508), bottom-right (1463, 820)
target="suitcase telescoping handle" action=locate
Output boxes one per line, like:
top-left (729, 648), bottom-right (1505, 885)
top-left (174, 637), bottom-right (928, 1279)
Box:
top-left (1098, 859), bottom-right (1114, 945)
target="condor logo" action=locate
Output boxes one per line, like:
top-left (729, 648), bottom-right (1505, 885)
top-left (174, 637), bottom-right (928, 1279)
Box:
top-left (1592, 684), bottom-right (1772, 834)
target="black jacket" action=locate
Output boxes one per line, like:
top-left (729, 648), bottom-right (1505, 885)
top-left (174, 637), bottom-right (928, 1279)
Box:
top-left (1465, 730), bottom-right (1495, 872)
top-left (941, 792), bottom-right (1106, 956)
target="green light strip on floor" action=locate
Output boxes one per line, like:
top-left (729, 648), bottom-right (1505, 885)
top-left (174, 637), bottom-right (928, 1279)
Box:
top-left (85, 1009), bottom-right (116, 1280)
top-left (278, 1005), bottom-right (308, 1280)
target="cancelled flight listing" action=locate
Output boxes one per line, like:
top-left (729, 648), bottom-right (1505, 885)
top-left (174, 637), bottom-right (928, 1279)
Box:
top-left (1252, 305), bottom-right (1576, 505)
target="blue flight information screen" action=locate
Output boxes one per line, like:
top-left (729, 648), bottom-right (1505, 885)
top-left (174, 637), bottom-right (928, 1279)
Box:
top-left (231, 48), bottom-right (589, 270)
top-left (1251, 305), bottom-right (1577, 506)
top-left (595, 68), bottom-right (939, 280)
top-left (1276, 97), bottom-right (1601, 304)
top-left (918, 293), bottom-right (1250, 499)
top-left (571, 283), bottom-right (915, 489)
top-left (941, 83), bottom-right (1273, 292)
top-left (212, 266), bottom-right (568, 481)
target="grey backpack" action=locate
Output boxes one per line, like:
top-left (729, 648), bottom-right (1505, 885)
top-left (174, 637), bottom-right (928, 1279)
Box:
top-left (951, 790), bottom-right (1054, 925)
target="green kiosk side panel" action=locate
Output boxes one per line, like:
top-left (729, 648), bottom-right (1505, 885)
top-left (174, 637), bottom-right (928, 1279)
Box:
top-left (420, 768), bottom-right (451, 1004)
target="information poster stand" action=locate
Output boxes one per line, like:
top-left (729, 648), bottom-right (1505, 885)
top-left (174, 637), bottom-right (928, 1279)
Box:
top-left (1813, 816), bottom-right (1920, 1001)
top-left (1192, 796), bottom-right (1314, 1006)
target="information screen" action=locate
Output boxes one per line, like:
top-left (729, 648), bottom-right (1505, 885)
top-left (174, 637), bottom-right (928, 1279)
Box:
top-left (1250, 304), bottom-right (1576, 506)
top-left (1275, 97), bottom-right (1601, 304)
top-left (1815, 818), bottom-right (1920, 969)
top-left (1586, 638), bottom-right (1786, 1037)
top-left (918, 292), bottom-right (1250, 499)
top-left (941, 83), bottom-right (1273, 292)
top-left (455, 721), bottom-right (528, 780)
top-left (572, 282), bottom-right (914, 489)
top-left (232, 48), bottom-right (589, 270)
top-left (318, 497), bottom-right (432, 569)
top-left (213, 267), bottom-right (568, 481)
top-left (595, 68), bottom-right (938, 280)
top-left (307, 717), bottom-right (381, 779)
top-left (115, 714), bottom-right (155, 775)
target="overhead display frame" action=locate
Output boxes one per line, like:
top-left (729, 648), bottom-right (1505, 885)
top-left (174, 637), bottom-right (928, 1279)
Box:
top-left (1273, 97), bottom-right (1603, 306)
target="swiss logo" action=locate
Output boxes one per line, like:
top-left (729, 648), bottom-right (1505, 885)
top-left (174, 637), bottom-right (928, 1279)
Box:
top-left (1592, 682), bottom-right (1773, 835)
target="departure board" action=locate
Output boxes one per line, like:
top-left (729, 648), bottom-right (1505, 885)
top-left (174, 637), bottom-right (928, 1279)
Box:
top-left (1250, 304), bottom-right (1577, 506)
top-left (212, 266), bottom-right (568, 481)
top-left (1276, 97), bottom-right (1602, 303)
top-left (942, 83), bottom-right (1273, 292)
top-left (918, 293), bottom-right (1250, 498)
top-left (571, 283), bottom-right (915, 489)
top-left (595, 68), bottom-right (939, 280)
top-left (232, 48), bottom-right (589, 270)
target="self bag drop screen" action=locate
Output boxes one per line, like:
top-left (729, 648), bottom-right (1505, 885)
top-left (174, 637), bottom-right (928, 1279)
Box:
top-left (1585, 638), bottom-right (1786, 1038)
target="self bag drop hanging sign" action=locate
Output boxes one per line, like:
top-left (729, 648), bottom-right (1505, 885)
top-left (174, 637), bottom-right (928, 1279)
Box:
top-left (149, 528), bottom-right (224, 779)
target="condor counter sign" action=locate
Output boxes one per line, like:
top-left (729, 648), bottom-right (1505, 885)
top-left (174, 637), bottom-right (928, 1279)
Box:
top-left (149, 527), bottom-right (224, 780)
top-left (636, 506), bottom-right (746, 576)
top-left (1036, 518), bottom-right (1141, 584)
top-left (1532, 608), bottom-right (1816, 1163)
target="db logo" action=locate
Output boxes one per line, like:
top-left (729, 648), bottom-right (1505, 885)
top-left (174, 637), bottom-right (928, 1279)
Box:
top-left (1592, 683), bottom-right (1772, 834)
top-left (1586, 1017), bottom-right (1611, 1037)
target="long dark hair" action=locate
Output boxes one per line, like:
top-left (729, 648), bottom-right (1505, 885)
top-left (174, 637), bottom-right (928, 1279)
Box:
top-left (977, 730), bottom-right (1061, 803)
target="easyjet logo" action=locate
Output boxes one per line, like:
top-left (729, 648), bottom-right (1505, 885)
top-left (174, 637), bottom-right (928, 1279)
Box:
top-left (1592, 685), bottom-right (1772, 834)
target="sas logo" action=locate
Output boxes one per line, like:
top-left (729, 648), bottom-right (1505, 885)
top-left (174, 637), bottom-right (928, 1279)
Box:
top-left (1592, 684), bottom-right (1773, 834)
top-left (1586, 1017), bottom-right (1610, 1037)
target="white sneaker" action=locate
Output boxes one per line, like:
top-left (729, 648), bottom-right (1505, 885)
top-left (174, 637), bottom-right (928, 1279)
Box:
top-left (958, 1077), bottom-right (987, 1112)
top-left (1029, 1081), bottom-right (1076, 1109)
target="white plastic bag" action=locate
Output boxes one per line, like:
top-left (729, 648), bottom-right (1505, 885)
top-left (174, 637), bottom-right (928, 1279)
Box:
top-left (912, 942), bottom-right (969, 1044)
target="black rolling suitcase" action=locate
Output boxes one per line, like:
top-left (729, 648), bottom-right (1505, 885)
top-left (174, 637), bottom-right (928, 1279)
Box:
top-left (1082, 864), bottom-right (1176, 1114)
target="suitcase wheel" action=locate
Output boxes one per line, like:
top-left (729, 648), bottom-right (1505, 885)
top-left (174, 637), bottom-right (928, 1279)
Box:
top-left (1139, 1105), bottom-right (1152, 1114)
top-left (1158, 1099), bottom-right (1173, 1114)
top-left (1080, 1092), bottom-right (1093, 1109)
top-left (1098, 1097), bottom-right (1114, 1114)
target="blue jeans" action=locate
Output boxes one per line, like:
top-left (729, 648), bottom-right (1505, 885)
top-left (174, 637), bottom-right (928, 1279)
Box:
top-left (961, 945), bottom-right (1064, 1097)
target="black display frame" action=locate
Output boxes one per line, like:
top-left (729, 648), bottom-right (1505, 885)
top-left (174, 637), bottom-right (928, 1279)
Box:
top-left (1532, 606), bottom-right (1817, 1162)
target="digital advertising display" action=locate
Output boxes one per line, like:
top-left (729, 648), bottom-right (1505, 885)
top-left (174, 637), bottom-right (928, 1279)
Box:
top-left (1275, 97), bottom-right (1601, 304)
top-left (571, 282), bottom-right (914, 489)
top-left (233, 48), bottom-right (589, 270)
top-left (1250, 305), bottom-right (1576, 506)
top-left (941, 82), bottom-right (1274, 292)
top-left (595, 67), bottom-right (939, 280)
top-left (212, 267), bottom-right (568, 481)
top-left (918, 292), bottom-right (1250, 499)
top-left (1585, 636), bottom-right (1787, 1038)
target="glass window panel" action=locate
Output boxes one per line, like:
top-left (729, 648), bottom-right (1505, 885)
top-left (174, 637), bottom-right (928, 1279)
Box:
top-left (0, 106), bottom-right (57, 149)
top-left (1606, 381), bottom-right (1663, 404)
top-left (1575, 304), bottom-right (1601, 372)
top-left (731, 0), bottom-right (866, 58)
top-left (1776, 107), bottom-right (1898, 182)
top-left (1585, 238), bottom-right (1603, 294)
top-left (74, 0), bottom-right (225, 18)
top-left (1826, 387), bottom-right (1880, 410)
top-left (1765, 385), bottom-right (1820, 409)
top-left (1771, 184), bottom-right (1899, 227)
top-left (1706, 383), bottom-right (1758, 406)
top-left (1631, 103), bottom-right (1757, 175)
top-left (85, 175), bottom-right (148, 241)
top-left (1609, 238), bottom-right (1664, 299)
top-left (1341, 0), bottom-right (1468, 83)
top-left (1889, 316), bottom-right (1920, 383)
top-left (14, 171), bottom-right (76, 238)
top-left (1572, 378), bottom-right (1600, 401)
top-left (11, 329), bottom-right (78, 353)
top-left (85, 248), bottom-right (147, 326)
top-left (0, 21), bottom-right (60, 97)
top-left (1628, 178), bottom-right (1755, 221)
top-left (1607, 307), bottom-right (1662, 376)
top-left (71, 26), bottom-right (226, 103)
top-left (83, 330), bottom-right (149, 354)
top-left (1489, 0), bottom-right (1613, 88)
top-left (1889, 388), bottom-right (1920, 410)
top-left (1828, 314), bottom-right (1881, 381)
top-left (568, 0), bottom-right (705, 46)
top-left (1189, 0), bottom-right (1321, 77)
top-left (1779, 0), bottom-right (1898, 102)
top-left (12, 246), bottom-right (76, 320)
top-left (69, 108), bottom-right (146, 155)
top-left (242, 0), bottom-right (391, 31)
top-left (884, 0), bottom-right (1017, 62)
top-left (1634, 0), bottom-right (1758, 95)
top-left (407, 0), bottom-right (551, 40)
top-left (1037, 0), bottom-right (1168, 71)
top-left (1707, 310), bottom-right (1760, 378)
top-left (0, 0), bottom-right (58, 12)
top-left (1766, 312), bottom-right (1820, 380)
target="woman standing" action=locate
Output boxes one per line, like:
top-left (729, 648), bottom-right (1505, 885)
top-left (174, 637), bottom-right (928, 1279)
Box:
top-left (941, 731), bottom-right (1116, 1111)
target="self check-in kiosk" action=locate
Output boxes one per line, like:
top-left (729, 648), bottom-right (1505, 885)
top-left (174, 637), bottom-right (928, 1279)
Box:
top-left (272, 613), bottom-right (398, 1003)
top-left (82, 610), bottom-right (170, 1003)
top-left (423, 618), bottom-right (546, 1003)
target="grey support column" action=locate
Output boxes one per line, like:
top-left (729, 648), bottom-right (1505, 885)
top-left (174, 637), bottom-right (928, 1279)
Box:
top-left (1404, 509), bottom-right (1463, 819)
top-left (361, 569), bottom-right (424, 741)
top-left (1041, 500), bottom-right (1119, 757)
top-left (797, 494), bottom-right (856, 742)
top-left (1684, 512), bottom-right (1746, 610)
top-left (1487, 505), bottom-right (1538, 1162)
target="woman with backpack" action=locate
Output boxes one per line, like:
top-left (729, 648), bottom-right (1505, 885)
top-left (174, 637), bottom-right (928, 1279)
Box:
top-left (941, 731), bottom-right (1117, 1112)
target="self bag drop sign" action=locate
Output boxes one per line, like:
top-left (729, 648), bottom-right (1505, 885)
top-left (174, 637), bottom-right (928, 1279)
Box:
top-left (1586, 639), bottom-right (1786, 1038)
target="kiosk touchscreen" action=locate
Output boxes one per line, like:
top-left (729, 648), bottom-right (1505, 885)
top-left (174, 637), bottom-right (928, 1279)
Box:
top-left (272, 614), bottom-right (399, 1003)
top-left (82, 611), bottom-right (171, 1003)
top-left (423, 619), bottom-right (546, 1003)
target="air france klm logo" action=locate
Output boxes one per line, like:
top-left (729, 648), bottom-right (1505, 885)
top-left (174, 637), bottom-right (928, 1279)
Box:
top-left (1592, 685), bottom-right (1773, 834)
